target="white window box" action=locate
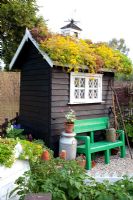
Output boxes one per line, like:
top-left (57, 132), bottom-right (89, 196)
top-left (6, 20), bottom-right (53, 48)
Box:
top-left (70, 72), bottom-right (103, 104)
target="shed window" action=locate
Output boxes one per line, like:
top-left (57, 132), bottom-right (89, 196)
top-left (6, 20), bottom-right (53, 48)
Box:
top-left (70, 72), bottom-right (103, 104)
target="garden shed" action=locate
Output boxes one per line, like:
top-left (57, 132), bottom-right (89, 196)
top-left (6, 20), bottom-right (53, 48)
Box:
top-left (9, 29), bottom-right (115, 153)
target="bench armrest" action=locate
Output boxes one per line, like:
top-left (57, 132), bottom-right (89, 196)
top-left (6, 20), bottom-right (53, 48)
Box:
top-left (75, 136), bottom-right (90, 148)
top-left (116, 130), bottom-right (125, 143)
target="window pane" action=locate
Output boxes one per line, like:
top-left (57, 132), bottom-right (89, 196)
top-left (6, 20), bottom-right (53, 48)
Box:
top-left (80, 89), bottom-right (85, 98)
top-left (88, 79), bottom-right (93, 88)
top-left (79, 78), bottom-right (85, 87)
top-left (94, 89), bottom-right (98, 98)
top-left (74, 89), bottom-right (79, 99)
top-left (74, 78), bottom-right (79, 87)
top-left (94, 79), bottom-right (98, 88)
top-left (88, 90), bottom-right (93, 99)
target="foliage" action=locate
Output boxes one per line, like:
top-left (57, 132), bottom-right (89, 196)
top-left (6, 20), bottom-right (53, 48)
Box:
top-left (18, 139), bottom-right (43, 162)
top-left (0, 138), bottom-right (51, 167)
top-left (0, 0), bottom-right (48, 68)
top-left (0, 138), bottom-right (17, 167)
top-left (65, 107), bottom-right (76, 123)
top-left (10, 158), bottom-right (89, 200)
top-left (108, 38), bottom-right (130, 55)
top-left (10, 157), bottom-right (133, 200)
top-left (125, 115), bottom-right (133, 141)
top-left (40, 35), bottom-right (133, 74)
top-left (108, 38), bottom-right (132, 80)
top-left (6, 123), bottom-right (25, 139)
top-left (19, 139), bottom-right (53, 162)
top-left (115, 72), bottom-right (133, 81)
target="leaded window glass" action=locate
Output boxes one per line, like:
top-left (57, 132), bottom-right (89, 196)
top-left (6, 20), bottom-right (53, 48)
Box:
top-left (70, 73), bottom-right (102, 104)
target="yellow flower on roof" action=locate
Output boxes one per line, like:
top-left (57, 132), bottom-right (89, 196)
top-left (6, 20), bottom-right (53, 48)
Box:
top-left (40, 34), bottom-right (133, 74)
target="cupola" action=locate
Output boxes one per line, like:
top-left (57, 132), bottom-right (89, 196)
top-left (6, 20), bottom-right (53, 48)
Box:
top-left (60, 19), bottom-right (82, 38)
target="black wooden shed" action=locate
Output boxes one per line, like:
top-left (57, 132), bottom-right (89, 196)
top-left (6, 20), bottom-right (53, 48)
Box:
top-left (9, 29), bottom-right (114, 153)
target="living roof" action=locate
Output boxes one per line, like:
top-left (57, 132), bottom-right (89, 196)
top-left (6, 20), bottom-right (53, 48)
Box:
top-left (9, 29), bottom-right (133, 75)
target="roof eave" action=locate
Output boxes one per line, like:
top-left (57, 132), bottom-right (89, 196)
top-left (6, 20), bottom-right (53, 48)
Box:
top-left (53, 62), bottom-right (115, 73)
top-left (9, 28), bottom-right (53, 70)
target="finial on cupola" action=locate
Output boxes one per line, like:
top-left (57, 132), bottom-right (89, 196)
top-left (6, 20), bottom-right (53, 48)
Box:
top-left (60, 18), bottom-right (82, 38)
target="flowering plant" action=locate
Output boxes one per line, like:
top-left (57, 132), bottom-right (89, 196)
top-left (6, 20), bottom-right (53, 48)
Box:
top-left (65, 108), bottom-right (76, 124)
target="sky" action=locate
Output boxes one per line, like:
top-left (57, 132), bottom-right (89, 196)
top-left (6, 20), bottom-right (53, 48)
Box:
top-left (37, 0), bottom-right (133, 61)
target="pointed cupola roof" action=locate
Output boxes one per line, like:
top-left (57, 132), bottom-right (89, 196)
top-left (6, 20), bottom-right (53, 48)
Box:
top-left (61, 19), bottom-right (82, 31)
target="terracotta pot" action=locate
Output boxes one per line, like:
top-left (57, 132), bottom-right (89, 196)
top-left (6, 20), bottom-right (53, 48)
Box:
top-left (92, 160), bottom-right (96, 168)
top-left (64, 122), bottom-right (74, 133)
top-left (111, 147), bottom-right (119, 155)
top-left (77, 160), bottom-right (86, 168)
top-left (41, 150), bottom-right (50, 161)
top-left (59, 150), bottom-right (67, 160)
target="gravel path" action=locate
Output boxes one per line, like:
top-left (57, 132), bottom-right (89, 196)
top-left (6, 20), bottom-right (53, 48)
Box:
top-left (87, 146), bottom-right (133, 179)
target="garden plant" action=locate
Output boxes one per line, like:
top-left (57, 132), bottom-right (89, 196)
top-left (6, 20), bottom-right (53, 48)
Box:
top-left (125, 115), bottom-right (133, 142)
top-left (10, 155), bottom-right (133, 200)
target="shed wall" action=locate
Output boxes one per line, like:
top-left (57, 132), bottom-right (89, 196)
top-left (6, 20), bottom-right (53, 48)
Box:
top-left (19, 42), bottom-right (51, 146)
top-left (51, 68), bottom-right (114, 150)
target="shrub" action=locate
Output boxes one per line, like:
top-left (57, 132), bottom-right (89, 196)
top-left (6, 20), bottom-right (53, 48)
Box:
top-left (125, 115), bottom-right (133, 141)
top-left (0, 138), bottom-right (52, 167)
top-left (6, 123), bottom-right (26, 139)
top-left (0, 138), bottom-right (17, 167)
top-left (10, 158), bottom-right (133, 200)
top-left (40, 35), bottom-right (133, 74)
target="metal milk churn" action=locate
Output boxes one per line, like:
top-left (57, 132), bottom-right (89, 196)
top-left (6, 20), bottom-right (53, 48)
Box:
top-left (59, 132), bottom-right (77, 160)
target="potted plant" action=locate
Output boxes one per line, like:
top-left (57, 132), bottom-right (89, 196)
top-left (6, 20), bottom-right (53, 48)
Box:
top-left (76, 154), bottom-right (86, 168)
top-left (64, 108), bottom-right (76, 133)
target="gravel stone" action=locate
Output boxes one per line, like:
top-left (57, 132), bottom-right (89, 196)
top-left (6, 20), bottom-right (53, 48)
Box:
top-left (87, 147), bottom-right (133, 179)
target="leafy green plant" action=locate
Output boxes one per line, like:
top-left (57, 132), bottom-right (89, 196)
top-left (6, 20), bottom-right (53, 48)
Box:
top-left (19, 139), bottom-right (53, 162)
top-left (10, 157), bottom-right (133, 200)
top-left (65, 107), bottom-right (76, 124)
top-left (6, 123), bottom-right (25, 139)
top-left (0, 138), bottom-right (17, 167)
top-left (0, 138), bottom-right (51, 168)
top-left (125, 115), bottom-right (133, 141)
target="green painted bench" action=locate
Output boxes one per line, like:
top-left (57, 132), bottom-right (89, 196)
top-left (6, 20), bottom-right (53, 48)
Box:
top-left (74, 117), bottom-right (126, 170)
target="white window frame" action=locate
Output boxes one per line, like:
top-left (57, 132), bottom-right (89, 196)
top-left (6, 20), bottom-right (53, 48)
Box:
top-left (70, 72), bottom-right (103, 104)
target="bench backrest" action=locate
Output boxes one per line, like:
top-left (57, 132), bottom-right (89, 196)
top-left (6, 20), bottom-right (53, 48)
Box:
top-left (74, 117), bottom-right (109, 134)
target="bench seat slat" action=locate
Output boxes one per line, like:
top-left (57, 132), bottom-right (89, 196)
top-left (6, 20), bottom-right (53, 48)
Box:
top-left (77, 140), bottom-right (123, 153)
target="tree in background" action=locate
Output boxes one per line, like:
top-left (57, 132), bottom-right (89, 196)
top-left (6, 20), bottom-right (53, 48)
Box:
top-left (108, 38), bottom-right (130, 55)
top-left (109, 38), bottom-right (133, 80)
top-left (0, 0), bottom-right (48, 70)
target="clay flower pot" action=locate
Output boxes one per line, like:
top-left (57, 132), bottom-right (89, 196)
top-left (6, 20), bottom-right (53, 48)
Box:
top-left (77, 159), bottom-right (86, 168)
top-left (64, 122), bottom-right (74, 133)
top-left (41, 150), bottom-right (50, 161)
top-left (59, 150), bottom-right (67, 160)
top-left (64, 108), bottom-right (76, 133)
top-left (76, 154), bottom-right (86, 168)
top-left (92, 160), bottom-right (96, 168)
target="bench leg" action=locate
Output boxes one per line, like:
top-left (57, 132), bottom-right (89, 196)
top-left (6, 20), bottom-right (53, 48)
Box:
top-left (86, 153), bottom-right (91, 170)
top-left (120, 145), bottom-right (126, 158)
top-left (105, 150), bottom-right (110, 164)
